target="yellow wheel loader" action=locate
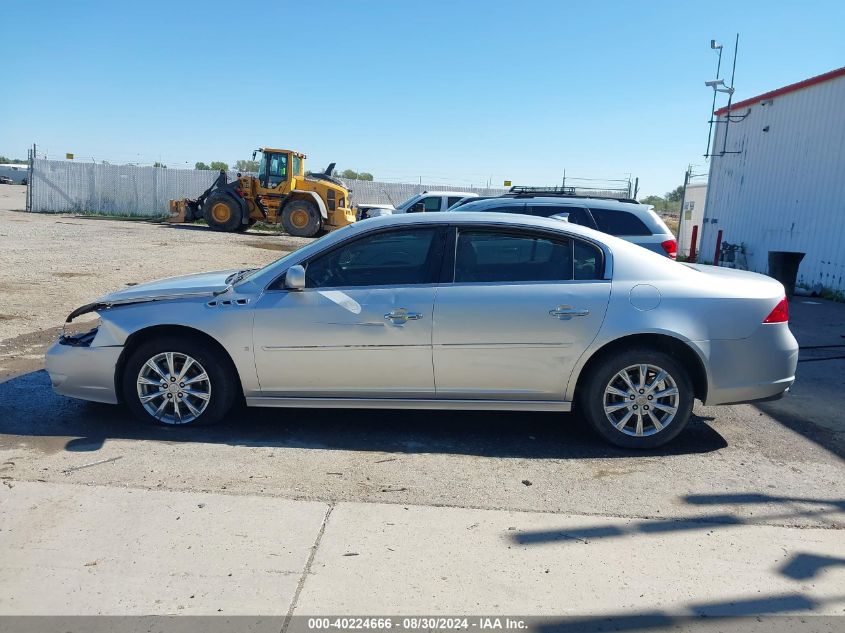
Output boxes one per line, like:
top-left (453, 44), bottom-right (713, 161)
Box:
top-left (168, 148), bottom-right (356, 238)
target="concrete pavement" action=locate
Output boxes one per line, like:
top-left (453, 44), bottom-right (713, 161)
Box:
top-left (1, 480), bottom-right (843, 617)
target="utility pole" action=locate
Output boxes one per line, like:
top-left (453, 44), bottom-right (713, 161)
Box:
top-left (677, 166), bottom-right (691, 255)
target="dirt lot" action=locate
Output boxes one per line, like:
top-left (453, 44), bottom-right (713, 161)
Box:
top-left (0, 185), bottom-right (309, 376)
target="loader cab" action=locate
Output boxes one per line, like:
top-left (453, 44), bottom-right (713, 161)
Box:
top-left (256, 148), bottom-right (306, 189)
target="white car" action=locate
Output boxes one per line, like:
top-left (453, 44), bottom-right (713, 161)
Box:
top-left (360, 191), bottom-right (479, 219)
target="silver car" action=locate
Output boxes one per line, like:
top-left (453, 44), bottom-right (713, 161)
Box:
top-left (46, 213), bottom-right (798, 448)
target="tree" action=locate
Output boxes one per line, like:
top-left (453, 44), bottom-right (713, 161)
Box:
top-left (665, 185), bottom-right (684, 203)
top-left (338, 169), bottom-right (375, 181)
top-left (153, 162), bottom-right (167, 168)
top-left (639, 195), bottom-right (664, 208)
top-left (195, 162), bottom-right (211, 170)
top-left (235, 159), bottom-right (259, 173)
top-left (0, 155), bottom-right (27, 165)
top-left (210, 161), bottom-right (229, 171)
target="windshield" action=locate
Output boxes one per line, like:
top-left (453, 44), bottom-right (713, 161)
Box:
top-left (256, 151), bottom-right (266, 181)
top-left (396, 194), bottom-right (423, 211)
top-left (233, 224), bottom-right (356, 287)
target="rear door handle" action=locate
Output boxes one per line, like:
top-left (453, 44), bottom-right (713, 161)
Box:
top-left (550, 306), bottom-right (590, 320)
top-left (385, 309), bottom-right (423, 324)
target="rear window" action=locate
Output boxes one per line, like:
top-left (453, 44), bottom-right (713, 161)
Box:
top-left (589, 208), bottom-right (651, 236)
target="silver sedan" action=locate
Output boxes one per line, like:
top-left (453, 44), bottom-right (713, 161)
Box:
top-left (46, 213), bottom-right (798, 448)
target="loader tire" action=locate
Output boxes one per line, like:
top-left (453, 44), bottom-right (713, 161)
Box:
top-left (204, 194), bottom-right (242, 232)
top-left (282, 200), bottom-right (322, 237)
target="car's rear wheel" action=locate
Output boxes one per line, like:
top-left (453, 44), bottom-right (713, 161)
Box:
top-left (121, 336), bottom-right (236, 426)
top-left (580, 349), bottom-right (693, 448)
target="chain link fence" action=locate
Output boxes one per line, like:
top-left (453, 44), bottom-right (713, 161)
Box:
top-left (27, 159), bottom-right (507, 216)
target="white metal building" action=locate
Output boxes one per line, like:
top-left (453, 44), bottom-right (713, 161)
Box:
top-left (699, 66), bottom-right (845, 291)
top-left (678, 182), bottom-right (707, 258)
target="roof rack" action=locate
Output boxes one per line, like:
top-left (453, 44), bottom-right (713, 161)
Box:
top-left (506, 185), bottom-right (639, 204)
top-left (508, 185), bottom-right (577, 195)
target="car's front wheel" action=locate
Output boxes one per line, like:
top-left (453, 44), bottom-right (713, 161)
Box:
top-left (580, 349), bottom-right (694, 448)
top-left (121, 336), bottom-right (236, 426)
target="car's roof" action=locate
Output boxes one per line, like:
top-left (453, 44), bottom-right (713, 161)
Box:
top-left (416, 190), bottom-right (479, 196)
top-left (462, 196), bottom-right (644, 212)
top-left (354, 210), bottom-right (604, 240)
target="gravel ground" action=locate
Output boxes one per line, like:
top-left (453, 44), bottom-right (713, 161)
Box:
top-left (0, 186), bottom-right (308, 366)
top-left (1, 188), bottom-right (843, 533)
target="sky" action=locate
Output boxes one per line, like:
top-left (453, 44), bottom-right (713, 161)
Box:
top-left (2, 1), bottom-right (843, 197)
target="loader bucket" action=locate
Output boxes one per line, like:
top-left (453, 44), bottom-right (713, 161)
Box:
top-left (167, 199), bottom-right (190, 223)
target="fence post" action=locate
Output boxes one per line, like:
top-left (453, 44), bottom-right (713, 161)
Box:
top-left (688, 225), bottom-right (698, 262)
top-left (26, 143), bottom-right (35, 212)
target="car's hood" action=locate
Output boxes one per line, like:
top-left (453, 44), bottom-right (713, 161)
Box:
top-left (100, 270), bottom-right (238, 303)
top-left (65, 270), bottom-right (238, 322)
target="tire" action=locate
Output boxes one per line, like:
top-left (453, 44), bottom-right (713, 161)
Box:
top-left (121, 335), bottom-right (237, 426)
top-left (203, 194), bottom-right (242, 232)
top-left (281, 199), bottom-right (322, 237)
top-left (579, 348), bottom-right (694, 449)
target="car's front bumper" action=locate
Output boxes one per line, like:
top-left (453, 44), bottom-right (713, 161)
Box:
top-left (703, 323), bottom-right (799, 406)
top-left (45, 339), bottom-right (122, 404)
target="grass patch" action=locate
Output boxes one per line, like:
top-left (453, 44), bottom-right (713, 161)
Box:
top-left (253, 221), bottom-right (285, 233)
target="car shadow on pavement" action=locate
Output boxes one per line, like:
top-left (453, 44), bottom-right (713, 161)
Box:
top-left (0, 370), bottom-right (727, 458)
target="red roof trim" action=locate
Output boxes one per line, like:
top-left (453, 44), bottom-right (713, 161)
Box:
top-left (714, 65), bottom-right (845, 116)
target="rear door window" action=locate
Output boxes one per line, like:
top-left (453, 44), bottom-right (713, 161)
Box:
top-left (482, 203), bottom-right (528, 214)
top-left (589, 208), bottom-right (651, 236)
top-left (529, 205), bottom-right (593, 227)
top-left (454, 230), bottom-right (573, 283)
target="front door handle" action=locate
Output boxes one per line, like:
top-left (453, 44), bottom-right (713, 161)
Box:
top-left (550, 306), bottom-right (590, 320)
top-left (384, 309), bottom-right (423, 324)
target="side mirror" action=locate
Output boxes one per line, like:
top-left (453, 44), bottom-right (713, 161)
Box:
top-left (409, 201), bottom-right (425, 213)
top-left (549, 213), bottom-right (570, 222)
top-left (284, 265), bottom-right (306, 290)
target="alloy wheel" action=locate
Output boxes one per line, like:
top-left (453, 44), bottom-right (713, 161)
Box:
top-left (602, 363), bottom-right (680, 437)
top-left (136, 352), bottom-right (211, 424)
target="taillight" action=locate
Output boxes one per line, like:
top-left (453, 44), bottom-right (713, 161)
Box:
top-left (763, 297), bottom-right (789, 323)
top-left (235, 187), bottom-right (244, 198)
top-left (661, 239), bottom-right (677, 259)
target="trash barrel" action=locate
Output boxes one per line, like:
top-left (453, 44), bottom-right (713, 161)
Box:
top-left (767, 251), bottom-right (805, 298)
